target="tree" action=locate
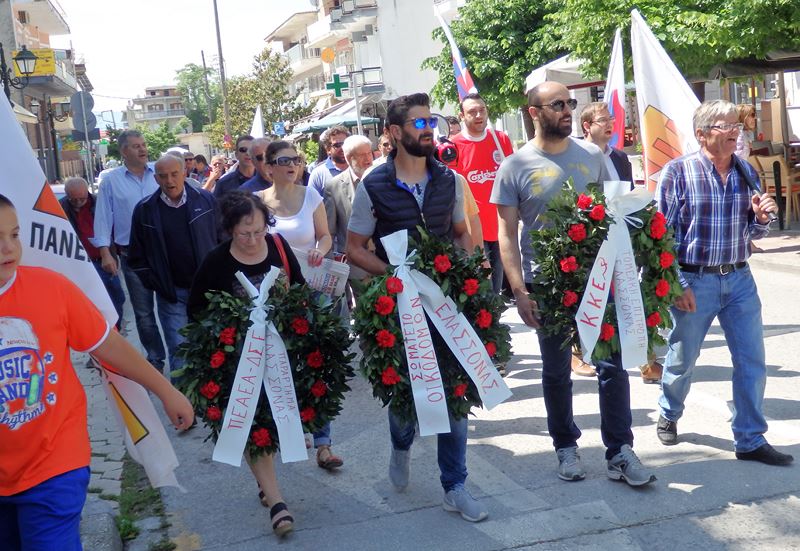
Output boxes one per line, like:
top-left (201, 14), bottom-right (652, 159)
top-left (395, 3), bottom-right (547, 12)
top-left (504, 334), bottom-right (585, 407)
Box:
top-left (176, 62), bottom-right (221, 133)
top-left (546, 0), bottom-right (800, 83)
top-left (104, 125), bottom-right (121, 159)
top-left (422, 0), bottom-right (560, 138)
top-left (205, 48), bottom-right (312, 148)
top-left (139, 122), bottom-right (179, 159)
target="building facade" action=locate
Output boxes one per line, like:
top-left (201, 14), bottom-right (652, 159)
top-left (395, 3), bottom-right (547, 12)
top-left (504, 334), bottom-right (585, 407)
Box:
top-left (124, 86), bottom-right (189, 133)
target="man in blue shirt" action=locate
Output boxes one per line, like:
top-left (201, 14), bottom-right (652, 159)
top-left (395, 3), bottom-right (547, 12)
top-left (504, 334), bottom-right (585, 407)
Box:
top-left (656, 100), bottom-right (792, 466)
top-left (213, 135), bottom-right (255, 198)
top-left (308, 126), bottom-right (349, 196)
top-left (93, 130), bottom-right (166, 371)
top-left (239, 137), bottom-right (272, 193)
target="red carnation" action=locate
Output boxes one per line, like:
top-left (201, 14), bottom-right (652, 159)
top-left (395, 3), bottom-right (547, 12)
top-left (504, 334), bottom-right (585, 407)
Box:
top-left (646, 312), bottom-right (662, 327)
top-left (560, 256), bottom-right (579, 273)
top-left (381, 366), bottom-right (401, 386)
top-left (659, 251), bottom-right (675, 269)
top-left (649, 223), bottom-right (666, 239)
top-left (562, 290), bottom-right (579, 307)
top-left (251, 427), bottom-right (272, 447)
top-left (376, 329), bottom-right (396, 348)
top-left (454, 383), bottom-right (468, 397)
top-left (375, 295), bottom-right (396, 316)
top-left (205, 405), bottom-right (222, 421)
top-left (218, 327), bottom-right (236, 345)
top-left (589, 204), bottom-right (606, 221)
top-left (210, 350), bottom-right (226, 369)
top-left (434, 254), bottom-right (452, 273)
top-left (199, 381), bottom-right (220, 400)
top-left (306, 349), bottom-right (323, 369)
top-left (655, 279), bottom-right (670, 298)
top-left (567, 223), bottom-right (587, 243)
top-left (576, 193), bottom-right (592, 209)
top-left (462, 278), bottom-right (480, 296)
top-left (484, 342), bottom-right (497, 357)
top-left (475, 309), bottom-right (492, 329)
top-left (385, 276), bottom-right (404, 294)
top-left (652, 211), bottom-right (666, 226)
top-left (310, 380), bottom-right (327, 398)
top-left (600, 323), bottom-right (615, 342)
top-left (300, 407), bottom-right (316, 423)
top-left (291, 317), bottom-right (310, 335)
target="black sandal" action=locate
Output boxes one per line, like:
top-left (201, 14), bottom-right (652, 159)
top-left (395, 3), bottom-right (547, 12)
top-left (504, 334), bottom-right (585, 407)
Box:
top-left (270, 502), bottom-right (294, 537)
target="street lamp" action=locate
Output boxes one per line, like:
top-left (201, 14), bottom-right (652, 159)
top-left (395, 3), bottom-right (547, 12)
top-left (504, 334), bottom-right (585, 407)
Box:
top-left (30, 97), bottom-right (70, 181)
top-left (1, 43), bottom-right (38, 100)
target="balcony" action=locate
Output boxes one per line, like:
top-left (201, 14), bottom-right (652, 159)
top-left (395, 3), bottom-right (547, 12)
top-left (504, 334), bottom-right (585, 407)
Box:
top-left (307, 0), bottom-right (378, 48)
top-left (132, 109), bottom-right (186, 122)
top-left (285, 43), bottom-right (321, 75)
top-left (24, 53), bottom-right (78, 96)
top-left (13, 0), bottom-right (70, 36)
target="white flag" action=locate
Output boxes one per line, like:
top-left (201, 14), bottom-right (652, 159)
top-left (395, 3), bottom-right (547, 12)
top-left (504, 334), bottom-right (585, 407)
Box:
top-left (631, 9), bottom-right (699, 189)
top-left (250, 105), bottom-right (265, 138)
top-left (0, 97), bottom-right (181, 489)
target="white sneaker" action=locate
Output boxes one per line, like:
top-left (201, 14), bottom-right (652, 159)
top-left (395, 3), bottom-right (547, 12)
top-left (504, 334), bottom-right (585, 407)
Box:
top-left (442, 485), bottom-right (488, 522)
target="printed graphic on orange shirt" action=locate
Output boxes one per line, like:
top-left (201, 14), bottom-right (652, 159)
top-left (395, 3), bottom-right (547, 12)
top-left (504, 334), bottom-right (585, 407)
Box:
top-left (32, 181), bottom-right (67, 220)
top-left (0, 317), bottom-right (54, 430)
top-left (642, 106), bottom-right (687, 190)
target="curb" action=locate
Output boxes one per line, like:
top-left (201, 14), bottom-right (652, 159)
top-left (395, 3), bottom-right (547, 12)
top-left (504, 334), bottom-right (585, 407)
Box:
top-left (80, 494), bottom-right (123, 551)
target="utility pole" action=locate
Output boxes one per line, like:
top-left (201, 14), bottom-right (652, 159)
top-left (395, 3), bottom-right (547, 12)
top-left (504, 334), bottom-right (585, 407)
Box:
top-left (212, 0), bottom-right (231, 143)
top-left (201, 50), bottom-right (214, 124)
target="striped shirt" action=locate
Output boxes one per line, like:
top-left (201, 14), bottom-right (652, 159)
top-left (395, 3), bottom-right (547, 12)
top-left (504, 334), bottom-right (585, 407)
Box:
top-left (656, 151), bottom-right (769, 268)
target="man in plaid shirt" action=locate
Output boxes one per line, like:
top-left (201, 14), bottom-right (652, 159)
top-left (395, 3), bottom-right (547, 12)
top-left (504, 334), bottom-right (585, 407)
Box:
top-left (655, 100), bottom-right (792, 466)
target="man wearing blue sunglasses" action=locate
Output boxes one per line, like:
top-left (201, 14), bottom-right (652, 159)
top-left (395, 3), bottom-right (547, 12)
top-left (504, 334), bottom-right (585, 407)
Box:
top-left (346, 93), bottom-right (488, 523)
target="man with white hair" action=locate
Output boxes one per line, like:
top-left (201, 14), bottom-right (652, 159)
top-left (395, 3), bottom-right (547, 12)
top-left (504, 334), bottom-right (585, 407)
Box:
top-left (655, 100), bottom-right (792, 466)
top-left (239, 137), bottom-right (272, 193)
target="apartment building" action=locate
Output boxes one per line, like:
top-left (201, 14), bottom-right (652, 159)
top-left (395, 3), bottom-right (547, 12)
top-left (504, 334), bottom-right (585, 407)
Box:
top-left (124, 85), bottom-right (189, 133)
top-left (1, 0), bottom-right (87, 181)
top-left (267, 0), bottom-right (466, 133)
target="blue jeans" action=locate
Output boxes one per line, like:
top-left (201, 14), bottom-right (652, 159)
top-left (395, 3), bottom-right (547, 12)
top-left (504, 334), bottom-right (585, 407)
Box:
top-left (537, 330), bottom-right (633, 459)
top-left (484, 240), bottom-right (504, 295)
top-left (659, 266), bottom-right (767, 452)
top-left (156, 287), bottom-right (189, 383)
top-left (92, 260), bottom-right (125, 330)
top-left (0, 467), bottom-right (89, 551)
top-left (388, 409), bottom-right (468, 491)
top-left (120, 253), bottom-right (166, 371)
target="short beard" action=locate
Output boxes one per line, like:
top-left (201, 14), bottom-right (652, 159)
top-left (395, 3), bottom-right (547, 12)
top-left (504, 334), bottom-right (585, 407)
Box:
top-left (540, 120), bottom-right (572, 141)
top-left (401, 131), bottom-right (434, 158)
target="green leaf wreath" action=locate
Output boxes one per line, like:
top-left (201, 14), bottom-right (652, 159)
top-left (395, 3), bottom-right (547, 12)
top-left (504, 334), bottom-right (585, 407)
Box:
top-left (176, 283), bottom-right (355, 457)
top-left (529, 180), bottom-right (682, 362)
top-left (353, 228), bottom-right (512, 423)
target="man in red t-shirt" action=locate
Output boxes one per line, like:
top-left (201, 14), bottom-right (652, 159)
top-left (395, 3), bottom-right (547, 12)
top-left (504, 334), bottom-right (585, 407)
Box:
top-left (451, 93), bottom-right (514, 295)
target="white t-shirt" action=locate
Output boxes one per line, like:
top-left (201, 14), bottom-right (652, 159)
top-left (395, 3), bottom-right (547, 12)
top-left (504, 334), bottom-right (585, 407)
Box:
top-left (268, 186), bottom-right (323, 252)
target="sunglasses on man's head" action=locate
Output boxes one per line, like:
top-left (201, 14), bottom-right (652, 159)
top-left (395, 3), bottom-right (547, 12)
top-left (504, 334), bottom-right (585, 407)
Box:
top-left (531, 98), bottom-right (578, 112)
top-left (269, 156), bottom-right (302, 167)
top-left (404, 117), bottom-right (438, 130)
top-left (238, 147), bottom-right (249, 153)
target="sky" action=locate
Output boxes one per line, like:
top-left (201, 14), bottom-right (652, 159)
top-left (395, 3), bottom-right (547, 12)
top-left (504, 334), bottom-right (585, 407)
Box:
top-left (49, 0), bottom-right (315, 117)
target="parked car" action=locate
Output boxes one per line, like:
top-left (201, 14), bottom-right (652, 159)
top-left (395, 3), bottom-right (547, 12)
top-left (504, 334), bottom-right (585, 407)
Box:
top-left (50, 183), bottom-right (65, 200)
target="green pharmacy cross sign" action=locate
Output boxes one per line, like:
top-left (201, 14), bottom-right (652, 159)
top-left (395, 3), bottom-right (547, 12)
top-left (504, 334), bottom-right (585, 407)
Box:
top-left (326, 73), bottom-right (349, 98)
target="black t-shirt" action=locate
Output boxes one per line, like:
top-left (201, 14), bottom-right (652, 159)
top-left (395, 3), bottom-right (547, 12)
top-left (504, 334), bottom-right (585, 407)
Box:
top-left (187, 233), bottom-right (304, 319)
top-left (213, 168), bottom-right (252, 199)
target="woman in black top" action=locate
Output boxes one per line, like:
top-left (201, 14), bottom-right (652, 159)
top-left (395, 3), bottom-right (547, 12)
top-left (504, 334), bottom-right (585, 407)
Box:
top-left (187, 191), bottom-right (303, 537)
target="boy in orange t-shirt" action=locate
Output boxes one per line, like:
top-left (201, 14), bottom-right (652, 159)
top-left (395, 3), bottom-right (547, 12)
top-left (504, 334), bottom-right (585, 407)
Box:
top-left (0, 194), bottom-right (194, 551)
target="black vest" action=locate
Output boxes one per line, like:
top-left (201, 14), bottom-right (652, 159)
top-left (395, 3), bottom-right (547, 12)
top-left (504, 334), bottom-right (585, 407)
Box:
top-left (363, 153), bottom-right (456, 262)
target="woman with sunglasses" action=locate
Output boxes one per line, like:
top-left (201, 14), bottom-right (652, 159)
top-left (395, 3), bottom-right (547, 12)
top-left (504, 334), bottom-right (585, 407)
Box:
top-left (255, 141), bottom-right (342, 470)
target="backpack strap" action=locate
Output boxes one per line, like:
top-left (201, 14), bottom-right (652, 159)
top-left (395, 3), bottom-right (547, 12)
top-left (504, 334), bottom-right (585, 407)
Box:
top-left (271, 233), bottom-right (291, 285)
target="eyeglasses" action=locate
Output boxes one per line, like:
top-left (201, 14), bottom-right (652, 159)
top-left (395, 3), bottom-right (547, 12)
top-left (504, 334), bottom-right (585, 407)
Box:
top-left (404, 117), bottom-right (439, 130)
top-left (532, 98), bottom-right (578, 112)
top-left (234, 228), bottom-right (268, 240)
top-left (592, 117), bottom-right (616, 125)
top-left (379, 142), bottom-right (392, 148)
top-left (254, 154), bottom-right (265, 163)
top-left (269, 156), bottom-right (302, 166)
top-left (706, 123), bottom-right (743, 132)
top-left (331, 142), bottom-right (344, 149)
top-left (238, 147), bottom-right (249, 153)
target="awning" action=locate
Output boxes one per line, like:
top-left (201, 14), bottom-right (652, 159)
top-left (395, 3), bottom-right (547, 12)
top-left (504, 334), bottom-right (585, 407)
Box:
top-left (707, 51), bottom-right (800, 79)
top-left (12, 102), bottom-right (38, 124)
top-left (293, 95), bottom-right (382, 133)
top-left (525, 55), bottom-right (604, 92)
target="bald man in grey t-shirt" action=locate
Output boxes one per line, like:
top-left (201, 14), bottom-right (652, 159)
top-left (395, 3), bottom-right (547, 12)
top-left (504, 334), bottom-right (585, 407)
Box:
top-left (491, 81), bottom-right (655, 488)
